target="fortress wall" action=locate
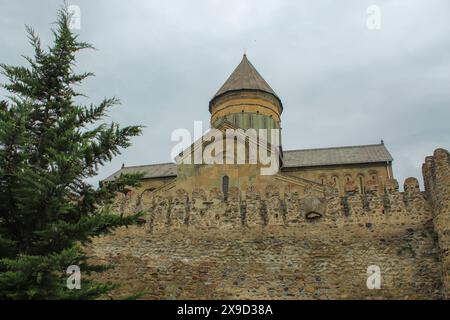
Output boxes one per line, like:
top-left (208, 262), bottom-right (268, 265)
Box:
top-left (88, 148), bottom-right (450, 299)
top-left (423, 148), bottom-right (450, 298)
top-left (89, 225), bottom-right (440, 299)
top-left (115, 177), bottom-right (433, 232)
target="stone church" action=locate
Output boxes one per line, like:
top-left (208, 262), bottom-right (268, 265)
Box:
top-left (92, 55), bottom-right (450, 300)
top-left (105, 54), bottom-right (394, 198)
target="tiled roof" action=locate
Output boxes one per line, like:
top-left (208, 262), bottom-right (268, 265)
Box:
top-left (103, 144), bottom-right (393, 181)
top-left (211, 54), bottom-right (279, 101)
top-left (103, 162), bottom-right (176, 181)
top-left (282, 143), bottom-right (393, 168)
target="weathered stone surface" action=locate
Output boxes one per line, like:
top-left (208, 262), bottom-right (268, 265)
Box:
top-left (422, 148), bottom-right (450, 298)
top-left (265, 185), bottom-right (284, 226)
top-left (87, 224), bottom-right (441, 300)
top-left (90, 148), bottom-right (450, 300)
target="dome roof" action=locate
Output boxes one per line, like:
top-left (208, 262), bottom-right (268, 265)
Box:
top-left (209, 54), bottom-right (281, 110)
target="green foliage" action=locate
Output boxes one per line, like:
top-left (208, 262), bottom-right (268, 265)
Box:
top-left (123, 290), bottom-right (147, 300)
top-left (0, 7), bottom-right (144, 299)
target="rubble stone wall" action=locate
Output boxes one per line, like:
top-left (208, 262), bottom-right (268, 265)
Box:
top-left (88, 148), bottom-right (450, 299)
top-left (423, 148), bottom-right (450, 298)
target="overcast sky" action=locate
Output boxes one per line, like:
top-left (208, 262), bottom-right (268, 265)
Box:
top-left (1, 0), bottom-right (449, 189)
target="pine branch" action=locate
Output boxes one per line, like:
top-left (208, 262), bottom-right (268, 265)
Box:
top-left (0, 6), bottom-right (144, 299)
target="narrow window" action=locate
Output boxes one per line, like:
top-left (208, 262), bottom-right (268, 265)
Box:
top-left (222, 175), bottom-right (229, 201)
top-left (359, 176), bottom-right (364, 193)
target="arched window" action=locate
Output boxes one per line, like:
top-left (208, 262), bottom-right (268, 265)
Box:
top-left (344, 174), bottom-right (353, 190)
top-left (369, 170), bottom-right (378, 183)
top-left (319, 175), bottom-right (327, 185)
top-left (222, 175), bottom-right (229, 201)
top-left (358, 175), bottom-right (365, 194)
top-left (331, 175), bottom-right (340, 192)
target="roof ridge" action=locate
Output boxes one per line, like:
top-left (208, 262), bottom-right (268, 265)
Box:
top-left (246, 56), bottom-right (275, 92)
top-left (121, 162), bottom-right (175, 169)
top-left (284, 143), bottom-right (385, 153)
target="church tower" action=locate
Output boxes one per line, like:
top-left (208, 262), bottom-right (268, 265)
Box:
top-left (209, 54), bottom-right (283, 136)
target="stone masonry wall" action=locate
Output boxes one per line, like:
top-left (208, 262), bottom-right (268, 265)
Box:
top-left (423, 148), bottom-right (450, 298)
top-left (87, 148), bottom-right (450, 299)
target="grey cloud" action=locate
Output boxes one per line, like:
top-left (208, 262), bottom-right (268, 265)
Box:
top-left (1, 0), bottom-right (449, 189)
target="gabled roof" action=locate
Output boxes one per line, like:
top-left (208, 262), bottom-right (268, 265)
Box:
top-left (103, 143), bottom-right (393, 182)
top-left (210, 54), bottom-right (280, 107)
top-left (174, 120), bottom-right (280, 165)
top-left (103, 162), bottom-right (176, 181)
top-left (282, 143), bottom-right (393, 168)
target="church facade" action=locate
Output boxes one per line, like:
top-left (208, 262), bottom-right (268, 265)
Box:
top-left (105, 54), bottom-right (394, 198)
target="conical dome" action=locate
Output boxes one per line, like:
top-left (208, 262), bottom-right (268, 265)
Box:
top-left (209, 54), bottom-right (282, 112)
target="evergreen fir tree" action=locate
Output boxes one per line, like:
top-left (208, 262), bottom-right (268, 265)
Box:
top-left (0, 7), bottom-right (144, 299)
